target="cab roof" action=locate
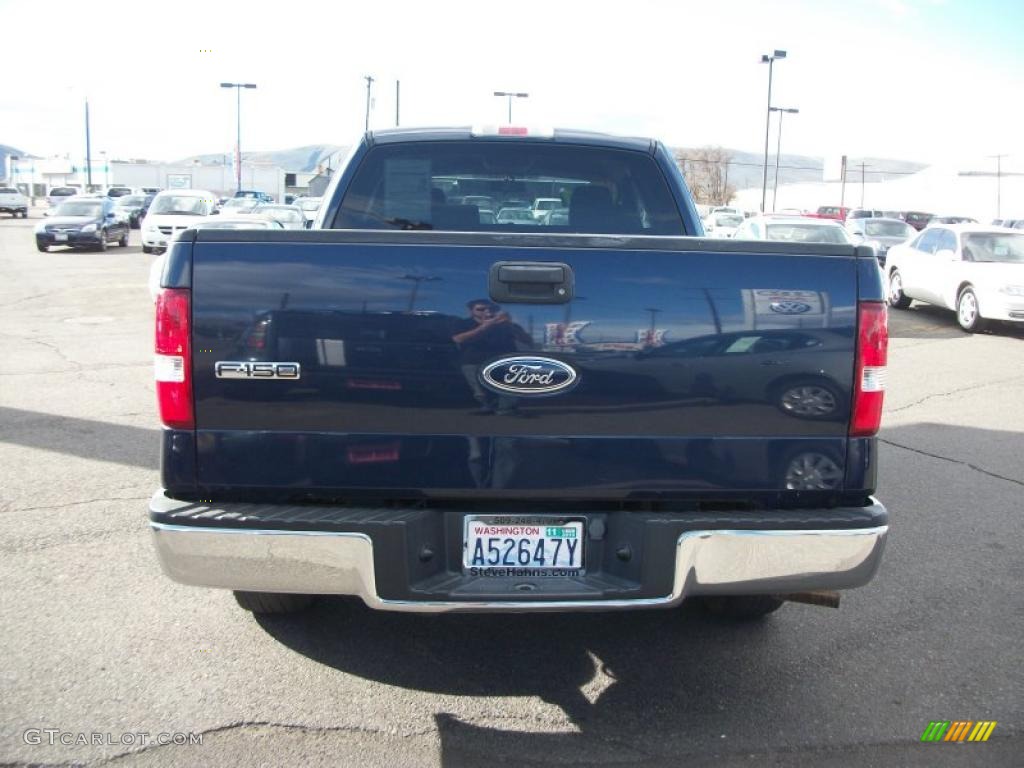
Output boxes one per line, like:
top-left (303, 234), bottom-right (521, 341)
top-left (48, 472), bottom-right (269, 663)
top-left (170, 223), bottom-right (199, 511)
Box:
top-left (366, 126), bottom-right (656, 154)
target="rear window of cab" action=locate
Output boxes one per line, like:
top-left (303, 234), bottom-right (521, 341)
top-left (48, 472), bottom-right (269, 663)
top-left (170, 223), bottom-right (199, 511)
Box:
top-left (334, 141), bottom-right (685, 235)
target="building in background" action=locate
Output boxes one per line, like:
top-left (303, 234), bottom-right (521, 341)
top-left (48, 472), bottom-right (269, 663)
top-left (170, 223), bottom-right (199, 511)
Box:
top-left (7, 156), bottom-right (288, 201)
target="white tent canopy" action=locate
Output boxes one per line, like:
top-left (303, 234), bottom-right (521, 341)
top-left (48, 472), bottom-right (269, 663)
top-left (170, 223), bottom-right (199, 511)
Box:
top-left (734, 156), bottom-right (1024, 222)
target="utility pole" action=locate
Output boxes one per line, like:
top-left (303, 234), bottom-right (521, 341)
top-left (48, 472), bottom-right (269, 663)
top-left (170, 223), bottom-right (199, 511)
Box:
top-left (400, 274), bottom-right (441, 312)
top-left (988, 154), bottom-right (1006, 218)
top-left (839, 155), bottom-right (848, 210)
top-left (395, 80), bottom-right (400, 127)
top-left (858, 161), bottom-right (873, 208)
top-left (644, 307), bottom-right (661, 335)
top-left (84, 99), bottom-right (93, 190)
top-left (364, 75), bottom-right (375, 132)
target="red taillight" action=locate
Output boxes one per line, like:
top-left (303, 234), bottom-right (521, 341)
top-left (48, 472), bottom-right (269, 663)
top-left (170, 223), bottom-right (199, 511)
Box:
top-left (155, 288), bottom-right (194, 429)
top-left (851, 301), bottom-right (888, 437)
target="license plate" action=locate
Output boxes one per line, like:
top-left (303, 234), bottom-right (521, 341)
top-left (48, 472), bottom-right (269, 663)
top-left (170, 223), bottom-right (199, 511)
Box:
top-left (463, 517), bottom-right (584, 576)
top-left (54, 233), bottom-right (68, 242)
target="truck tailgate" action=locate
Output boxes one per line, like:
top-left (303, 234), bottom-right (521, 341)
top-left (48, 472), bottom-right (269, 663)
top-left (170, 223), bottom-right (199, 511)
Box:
top-left (187, 230), bottom-right (862, 502)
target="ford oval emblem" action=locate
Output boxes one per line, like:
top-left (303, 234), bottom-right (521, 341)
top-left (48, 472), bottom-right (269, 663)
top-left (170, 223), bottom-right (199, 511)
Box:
top-left (769, 300), bottom-right (812, 315)
top-left (479, 356), bottom-right (578, 396)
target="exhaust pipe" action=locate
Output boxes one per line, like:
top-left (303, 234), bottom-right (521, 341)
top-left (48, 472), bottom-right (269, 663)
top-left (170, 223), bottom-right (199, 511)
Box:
top-left (778, 590), bottom-right (841, 609)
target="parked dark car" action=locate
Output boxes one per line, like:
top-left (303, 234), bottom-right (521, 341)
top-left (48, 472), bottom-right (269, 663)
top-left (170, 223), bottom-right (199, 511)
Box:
top-left (233, 190), bottom-right (273, 203)
top-left (113, 194), bottom-right (152, 229)
top-left (35, 197), bottom-right (130, 252)
top-left (902, 211), bottom-right (933, 231)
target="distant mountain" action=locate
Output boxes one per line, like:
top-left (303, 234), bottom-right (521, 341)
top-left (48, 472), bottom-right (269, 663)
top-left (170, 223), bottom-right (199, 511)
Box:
top-left (176, 144), bottom-right (345, 172)
top-left (173, 141), bottom-right (928, 186)
top-left (671, 146), bottom-right (928, 190)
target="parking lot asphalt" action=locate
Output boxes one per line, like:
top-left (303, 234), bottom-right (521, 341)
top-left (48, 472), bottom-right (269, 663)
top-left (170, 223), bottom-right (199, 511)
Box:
top-left (0, 212), bottom-right (1021, 767)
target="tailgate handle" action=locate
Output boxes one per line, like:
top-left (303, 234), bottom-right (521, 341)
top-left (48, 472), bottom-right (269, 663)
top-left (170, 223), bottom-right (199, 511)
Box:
top-left (489, 261), bottom-right (574, 304)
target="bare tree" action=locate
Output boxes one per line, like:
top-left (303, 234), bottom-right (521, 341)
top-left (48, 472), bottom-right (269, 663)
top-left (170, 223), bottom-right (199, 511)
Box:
top-left (673, 146), bottom-right (736, 206)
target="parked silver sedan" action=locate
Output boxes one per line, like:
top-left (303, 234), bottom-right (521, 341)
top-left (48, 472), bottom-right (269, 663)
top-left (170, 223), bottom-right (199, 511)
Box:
top-left (845, 217), bottom-right (916, 266)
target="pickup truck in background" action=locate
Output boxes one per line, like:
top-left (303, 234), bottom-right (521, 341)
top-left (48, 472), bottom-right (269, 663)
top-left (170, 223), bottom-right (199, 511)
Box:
top-left (0, 186), bottom-right (29, 218)
top-left (149, 126), bottom-right (888, 621)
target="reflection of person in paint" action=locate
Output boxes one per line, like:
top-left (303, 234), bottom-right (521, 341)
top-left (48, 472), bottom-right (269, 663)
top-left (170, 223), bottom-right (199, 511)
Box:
top-left (451, 299), bottom-right (532, 414)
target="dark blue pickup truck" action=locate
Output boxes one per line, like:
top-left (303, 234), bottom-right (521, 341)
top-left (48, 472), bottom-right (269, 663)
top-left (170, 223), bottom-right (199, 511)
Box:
top-left (149, 126), bottom-right (888, 620)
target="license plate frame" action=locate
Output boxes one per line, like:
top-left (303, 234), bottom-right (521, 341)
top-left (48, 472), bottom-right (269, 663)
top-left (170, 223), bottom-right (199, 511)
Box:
top-left (463, 516), bottom-right (585, 576)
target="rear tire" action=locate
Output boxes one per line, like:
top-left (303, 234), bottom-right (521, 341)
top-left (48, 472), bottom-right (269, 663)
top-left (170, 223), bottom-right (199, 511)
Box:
top-left (118, 230), bottom-right (128, 247)
top-left (887, 269), bottom-right (911, 309)
top-left (233, 591), bottom-right (314, 614)
top-left (700, 595), bottom-right (784, 620)
top-left (956, 287), bottom-right (987, 333)
top-left (142, 245), bottom-right (153, 254)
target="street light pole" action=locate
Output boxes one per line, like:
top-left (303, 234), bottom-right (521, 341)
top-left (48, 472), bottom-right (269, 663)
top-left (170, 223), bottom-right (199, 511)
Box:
top-left (770, 106), bottom-right (798, 211)
top-left (220, 82), bottom-right (257, 194)
top-left (759, 50), bottom-right (787, 213)
top-left (84, 99), bottom-right (93, 190)
top-left (493, 91), bottom-right (529, 124)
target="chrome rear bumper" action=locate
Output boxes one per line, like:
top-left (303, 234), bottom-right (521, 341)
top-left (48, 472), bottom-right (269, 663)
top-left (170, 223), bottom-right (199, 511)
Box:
top-left (150, 517), bottom-right (887, 613)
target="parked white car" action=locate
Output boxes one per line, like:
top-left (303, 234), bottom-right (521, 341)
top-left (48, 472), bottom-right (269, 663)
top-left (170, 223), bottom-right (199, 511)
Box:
top-left (141, 189), bottom-right (218, 253)
top-left (733, 215), bottom-right (852, 244)
top-left (0, 186), bottom-right (29, 218)
top-left (46, 186), bottom-right (80, 208)
top-left (703, 212), bottom-right (744, 238)
top-left (531, 197), bottom-right (563, 220)
top-left (294, 196), bottom-right (322, 227)
top-left (252, 204), bottom-right (306, 230)
top-left (885, 225), bottom-right (1024, 332)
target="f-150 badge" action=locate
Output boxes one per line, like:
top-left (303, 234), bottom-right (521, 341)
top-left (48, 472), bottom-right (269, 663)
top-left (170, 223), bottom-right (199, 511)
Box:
top-left (480, 357), bottom-right (577, 396)
top-left (215, 362), bottom-right (301, 379)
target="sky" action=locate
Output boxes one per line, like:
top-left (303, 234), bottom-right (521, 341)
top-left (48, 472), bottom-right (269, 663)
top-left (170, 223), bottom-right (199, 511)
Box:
top-left (2, 0), bottom-right (1022, 169)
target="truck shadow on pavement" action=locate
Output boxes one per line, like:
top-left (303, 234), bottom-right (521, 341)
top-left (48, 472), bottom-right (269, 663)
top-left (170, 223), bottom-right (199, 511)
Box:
top-left (257, 601), bottom-right (800, 766)
top-left (0, 407), bottom-right (159, 470)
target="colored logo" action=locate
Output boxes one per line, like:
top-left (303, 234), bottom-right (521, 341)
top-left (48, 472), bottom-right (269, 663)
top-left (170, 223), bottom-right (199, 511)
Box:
top-left (480, 357), bottom-right (577, 396)
top-left (920, 721), bottom-right (997, 743)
